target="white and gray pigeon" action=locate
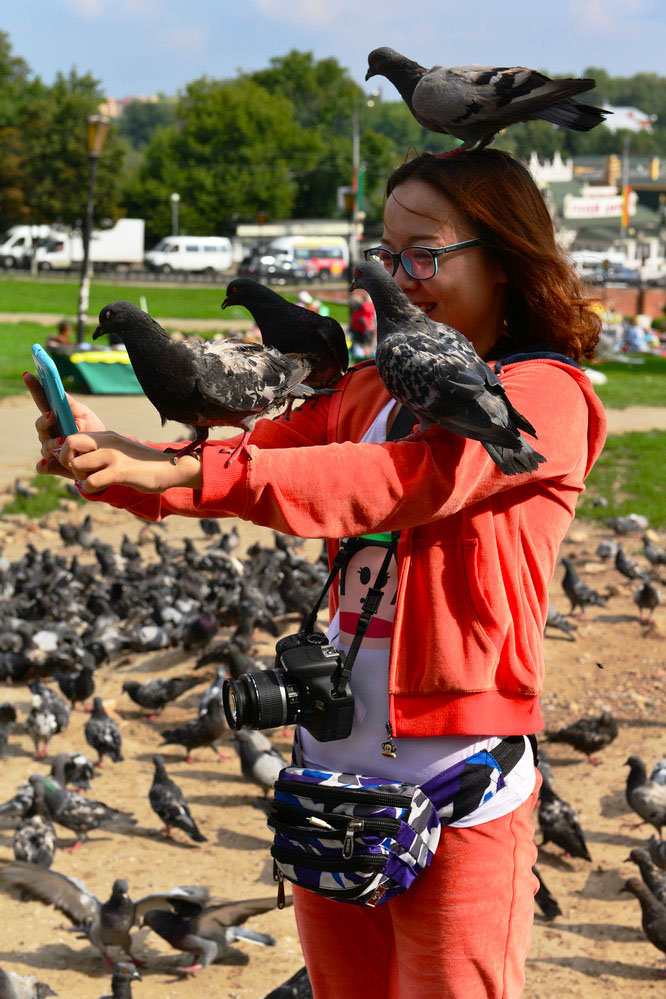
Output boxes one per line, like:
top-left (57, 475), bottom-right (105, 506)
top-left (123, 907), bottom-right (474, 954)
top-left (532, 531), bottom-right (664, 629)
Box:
top-left (233, 729), bottom-right (286, 798)
top-left (93, 300), bottom-right (317, 466)
top-left (365, 47), bottom-right (609, 151)
top-left (0, 967), bottom-right (56, 999)
top-left (625, 756), bottom-right (666, 838)
top-left (349, 261), bottom-right (546, 475)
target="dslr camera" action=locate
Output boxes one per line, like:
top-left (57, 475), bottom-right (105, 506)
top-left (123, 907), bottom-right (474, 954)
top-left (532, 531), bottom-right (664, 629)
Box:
top-left (222, 630), bottom-right (355, 742)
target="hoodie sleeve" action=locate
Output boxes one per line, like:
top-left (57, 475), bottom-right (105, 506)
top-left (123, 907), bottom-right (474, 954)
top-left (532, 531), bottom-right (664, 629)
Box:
top-left (87, 360), bottom-right (606, 536)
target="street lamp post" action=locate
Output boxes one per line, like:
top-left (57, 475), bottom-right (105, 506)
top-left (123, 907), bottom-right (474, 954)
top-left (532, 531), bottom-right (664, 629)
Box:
top-left (349, 92), bottom-right (379, 267)
top-left (171, 192), bottom-right (180, 236)
top-left (76, 114), bottom-right (110, 345)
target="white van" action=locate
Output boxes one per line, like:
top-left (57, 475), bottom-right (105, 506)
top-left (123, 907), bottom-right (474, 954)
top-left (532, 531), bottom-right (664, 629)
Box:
top-left (145, 236), bottom-right (232, 275)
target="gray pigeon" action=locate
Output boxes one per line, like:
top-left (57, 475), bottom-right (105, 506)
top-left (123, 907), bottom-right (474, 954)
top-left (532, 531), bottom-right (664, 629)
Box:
top-left (85, 698), bottom-right (123, 765)
top-left (149, 755), bottom-right (207, 843)
top-left (93, 301), bottom-right (316, 465)
top-left (625, 756), bottom-right (666, 838)
top-left (642, 533), bottom-right (666, 567)
top-left (538, 782), bottom-right (591, 861)
top-left (349, 261), bottom-right (545, 475)
top-left (0, 967), bottom-right (56, 999)
top-left (546, 709), bottom-right (618, 764)
top-left (122, 675), bottom-right (202, 717)
top-left (29, 775), bottom-right (136, 849)
top-left (141, 893), bottom-right (288, 973)
top-left (262, 967), bottom-right (313, 999)
top-left (0, 703), bottom-right (17, 758)
top-left (233, 730), bottom-right (286, 798)
top-left (533, 866), bottom-right (561, 921)
top-left (99, 962), bottom-right (141, 999)
top-left (626, 848), bottom-right (666, 904)
top-left (560, 556), bottom-right (607, 616)
top-left (633, 582), bottom-right (661, 624)
top-left (649, 835), bottom-right (666, 872)
top-left (0, 862), bottom-right (211, 966)
top-left (621, 877), bottom-right (666, 959)
top-left (544, 603), bottom-right (577, 639)
top-left (615, 543), bottom-right (650, 582)
top-left (198, 666), bottom-right (226, 716)
top-left (13, 778), bottom-right (56, 868)
top-left (365, 48), bottom-right (609, 151)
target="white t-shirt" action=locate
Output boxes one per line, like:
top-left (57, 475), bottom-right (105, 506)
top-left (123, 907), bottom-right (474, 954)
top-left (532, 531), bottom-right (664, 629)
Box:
top-left (299, 400), bottom-right (536, 826)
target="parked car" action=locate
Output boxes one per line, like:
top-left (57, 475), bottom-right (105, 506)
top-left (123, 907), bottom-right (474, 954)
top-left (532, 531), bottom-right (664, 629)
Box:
top-left (237, 253), bottom-right (317, 285)
top-left (145, 236), bottom-right (233, 275)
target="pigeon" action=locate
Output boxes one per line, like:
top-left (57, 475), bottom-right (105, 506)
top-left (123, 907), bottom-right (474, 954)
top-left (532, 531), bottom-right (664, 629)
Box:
top-left (615, 543), bottom-right (650, 582)
top-left (92, 301), bottom-right (317, 464)
top-left (25, 696), bottom-right (59, 761)
top-left (13, 478), bottom-right (37, 499)
top-left (198, 666), bottom-right (226, 716)
top-left (85, 698), bottom-right (123, 765)
top-left (652, 758), bottom-right (666, 786)
top-left (149, 755), bottom-right (207, 843)
top-left (365, 48), bottom-right (609, 151)
top-left (634, 582), bottom-right (662, 625)
top-left (533, 866), bottom-right (561, 921)
top-left (222, 278), bottom-right (349, 402)
top-left (0, 862), bottom-right (210, 967)
top-left (28, 683), bottom-right (70, 734)
top-left (349, 261), bottom-right (545, 475)
top-left (13, 777), bottom-right (57, 868)
top-left (626, 848), bottom-right (666, 905)
top-left (642, 533), bottom-right (666, 567)
top-left (29, 775), bottom-right (136, 849)
top-left (621, 877), bottom-right (666, 959)
top-left (233, 730), bottom-right (286, 798)
top-left (160, 698), bottom-right (228, 763)
top-left (50, 752), bottom-right (96, 792)
top-left (55, 665), bottom-right (95, 710)
top-left (122, 676), bottom-right (202, 718)
top-left (538, 782), bottom-right (591, 861)
top-left (0, 703), bottom-right (17, 758)
top-left (605, 514), bottom-right (649, 535)
top-left (596, 538), bottom-right (619, 561)
top-left (141, 894), bottom-right (287, 973)
top-left (0, 967), bottom-right (56, 999)
top-left (262, 967), bottom-right (313, 999)
top-left (649, 836), bottom-right (666, 872)
top-left (544, 603), bottom-right (577, 639)
top-left (560, 556), bottom-right (607, 616)
top-left (100, 962), bottom-right (141, 999)
top-left (625, 756), bottom-right (666, 838)
top-left (200, 518), bottom-right (221, 537)
top-left (546, 709), bottom-right (618, 764)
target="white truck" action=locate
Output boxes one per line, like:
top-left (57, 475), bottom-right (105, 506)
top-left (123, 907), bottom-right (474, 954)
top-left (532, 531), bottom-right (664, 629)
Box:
top-left (34, 218), bottom-right (145, 272)
top-left (0, 225), bottom-right (56, 268)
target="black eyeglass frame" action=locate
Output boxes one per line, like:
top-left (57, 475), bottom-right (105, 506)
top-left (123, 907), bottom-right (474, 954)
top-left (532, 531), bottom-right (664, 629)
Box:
top-left (363, 238), bottom-right (483, 279)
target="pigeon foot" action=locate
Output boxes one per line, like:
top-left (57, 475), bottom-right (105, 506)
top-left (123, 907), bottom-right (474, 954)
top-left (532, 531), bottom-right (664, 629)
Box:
top-left (220, 432), bottom-right (252, 468)
top-left (178, 964), bottom-right (202, 976)
top-left (165, 439), bottom-right (205, 460)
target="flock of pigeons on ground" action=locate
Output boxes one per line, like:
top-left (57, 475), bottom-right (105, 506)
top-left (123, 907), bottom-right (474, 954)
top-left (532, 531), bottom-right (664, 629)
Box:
top-left (0, 512), bottom-right (332, 997)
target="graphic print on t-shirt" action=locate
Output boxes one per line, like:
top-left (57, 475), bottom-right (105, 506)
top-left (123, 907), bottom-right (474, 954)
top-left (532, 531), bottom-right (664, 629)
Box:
top-left (338, 535), bottom-right (397, 651)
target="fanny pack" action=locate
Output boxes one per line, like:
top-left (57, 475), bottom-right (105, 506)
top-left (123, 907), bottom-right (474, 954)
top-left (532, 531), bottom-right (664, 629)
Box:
top-left (268, 736), bottom-right (528, 908)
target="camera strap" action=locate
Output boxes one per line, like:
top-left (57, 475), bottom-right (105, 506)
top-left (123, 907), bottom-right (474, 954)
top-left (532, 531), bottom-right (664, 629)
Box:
top-left (302, 403), bottom-right (416, 696)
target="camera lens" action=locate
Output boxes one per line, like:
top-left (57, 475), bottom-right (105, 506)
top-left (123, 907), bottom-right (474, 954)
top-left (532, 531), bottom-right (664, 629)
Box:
top-left (222, 669), bottom-right (299, 731)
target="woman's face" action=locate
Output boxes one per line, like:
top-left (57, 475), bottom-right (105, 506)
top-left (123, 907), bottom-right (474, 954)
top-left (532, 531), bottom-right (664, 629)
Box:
top-left (381, 179), bottom-right (507, 356)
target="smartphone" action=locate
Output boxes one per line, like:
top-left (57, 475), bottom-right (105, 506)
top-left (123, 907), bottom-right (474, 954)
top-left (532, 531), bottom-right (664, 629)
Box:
top-left (32, 343), bottom-right (78, 436)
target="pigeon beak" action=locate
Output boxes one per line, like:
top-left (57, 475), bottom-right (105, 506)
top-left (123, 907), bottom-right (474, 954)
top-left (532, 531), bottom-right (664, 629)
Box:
top-left (92, 326), bottom-right (102, 340)
top-left (221, 297), bottom-right (229, 311)
top-left (365, 67), bottom-right (374, 82)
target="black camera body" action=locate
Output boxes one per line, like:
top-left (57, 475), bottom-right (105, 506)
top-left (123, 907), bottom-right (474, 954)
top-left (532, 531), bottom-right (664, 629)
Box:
top-left (222, 630), bottom-right (355, 743)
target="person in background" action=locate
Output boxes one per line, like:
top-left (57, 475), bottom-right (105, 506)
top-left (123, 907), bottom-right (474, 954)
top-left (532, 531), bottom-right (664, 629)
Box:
top-left (46, 319), bottom-right (74, 352)
top-left (348, 289), bottom-right (376, 361)
top-left (622, 316), bottom-right (648, 353)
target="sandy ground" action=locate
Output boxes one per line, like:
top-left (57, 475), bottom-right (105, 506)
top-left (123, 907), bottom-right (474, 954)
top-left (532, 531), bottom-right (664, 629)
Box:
top-left (0, 392), bottom-right (665, 997)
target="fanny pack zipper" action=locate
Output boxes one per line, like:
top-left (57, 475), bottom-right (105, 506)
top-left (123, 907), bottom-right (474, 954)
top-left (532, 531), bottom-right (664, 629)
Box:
top-left (270, 812), bottom-right (400, 857)
top-left (272, 844), bottom-right (387, 871)
top-left (274, 779), bottom-right (411, 808)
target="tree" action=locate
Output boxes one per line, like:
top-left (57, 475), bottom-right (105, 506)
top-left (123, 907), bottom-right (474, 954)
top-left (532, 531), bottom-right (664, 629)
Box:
top-left (117, 97), bottom-right (176, 150)
top-left (125, 77), bottom-right (318, 243)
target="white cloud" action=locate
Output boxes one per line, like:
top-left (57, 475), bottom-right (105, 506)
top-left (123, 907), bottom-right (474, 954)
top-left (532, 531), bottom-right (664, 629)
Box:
top-left (65, 0), bottom-right (105, 17)
top-left (572, 0), bottom-right (650, 36)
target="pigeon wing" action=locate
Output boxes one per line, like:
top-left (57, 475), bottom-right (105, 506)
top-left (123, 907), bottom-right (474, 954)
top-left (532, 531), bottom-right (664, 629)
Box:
top-left (198, 894), bottom-right (292, 933)
top-left (192, 340), bottom-right (313, 415)
top-left (0, 860), bottom-right (99, 925)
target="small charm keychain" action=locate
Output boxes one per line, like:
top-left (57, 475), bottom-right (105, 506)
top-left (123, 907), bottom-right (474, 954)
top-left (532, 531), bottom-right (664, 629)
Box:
top-left (381, 722), bottom-right (397, 758)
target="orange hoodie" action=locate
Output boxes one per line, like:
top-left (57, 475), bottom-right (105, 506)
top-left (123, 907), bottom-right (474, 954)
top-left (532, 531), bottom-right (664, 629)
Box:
top-left (84, 357), bottom-right (606, 738)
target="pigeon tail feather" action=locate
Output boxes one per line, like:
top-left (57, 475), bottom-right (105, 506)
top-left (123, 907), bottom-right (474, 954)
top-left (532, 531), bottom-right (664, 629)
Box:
top-left (482, 440), bottom-right (546, 475)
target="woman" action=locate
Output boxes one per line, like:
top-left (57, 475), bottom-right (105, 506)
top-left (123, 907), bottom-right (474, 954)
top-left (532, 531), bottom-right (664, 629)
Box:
top-left (26, 149), bottom-right (606, 999)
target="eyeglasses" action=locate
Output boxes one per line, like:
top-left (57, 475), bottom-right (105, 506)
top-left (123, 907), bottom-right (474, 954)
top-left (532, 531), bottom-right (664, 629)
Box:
top-left (363, 239), bottom-right (482, 280)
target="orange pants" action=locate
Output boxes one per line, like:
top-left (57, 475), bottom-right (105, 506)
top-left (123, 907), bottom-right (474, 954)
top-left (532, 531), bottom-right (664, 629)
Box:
top-left (293, 783), bottom-right (540, 999)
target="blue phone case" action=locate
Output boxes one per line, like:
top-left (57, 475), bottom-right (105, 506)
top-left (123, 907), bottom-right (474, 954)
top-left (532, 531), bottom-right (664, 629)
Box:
top-left (32, 343), bottom-right (78, 437)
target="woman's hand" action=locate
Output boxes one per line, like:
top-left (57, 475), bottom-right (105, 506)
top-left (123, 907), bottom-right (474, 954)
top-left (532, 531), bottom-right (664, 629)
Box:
top-left (58, 431), bottom-right (202, 494)
top-left (24, 371), bottom-right (107, 480)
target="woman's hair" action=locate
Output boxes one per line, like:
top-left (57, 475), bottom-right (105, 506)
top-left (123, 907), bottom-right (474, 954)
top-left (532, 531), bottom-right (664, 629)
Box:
top-left (385, 150), bottom-right (601, 362)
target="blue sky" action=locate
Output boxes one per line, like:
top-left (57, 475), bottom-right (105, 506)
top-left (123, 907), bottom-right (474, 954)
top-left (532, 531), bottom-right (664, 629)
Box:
top-left (6, 0), bottom-right (666, 99)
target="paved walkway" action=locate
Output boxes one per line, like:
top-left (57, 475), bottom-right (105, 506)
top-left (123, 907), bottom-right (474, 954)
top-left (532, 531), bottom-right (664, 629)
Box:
top-left (2, 391), bottom-right (666, 495)
top-left (0, 311), bottom-right (252, 333)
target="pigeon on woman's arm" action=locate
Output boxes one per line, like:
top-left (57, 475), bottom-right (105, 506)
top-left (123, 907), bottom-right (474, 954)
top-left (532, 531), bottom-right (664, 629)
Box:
top-left (93, 301), bottom-right (316, 465)
top-left (365, 47), bottom-right (609, 151)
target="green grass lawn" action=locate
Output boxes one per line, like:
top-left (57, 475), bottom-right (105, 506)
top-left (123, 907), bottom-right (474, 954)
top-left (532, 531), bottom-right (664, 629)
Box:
top-left (589, 354), bottom-right (666, 409)
top-left (0, 276), bottom-right (350, 325)
top-left (577, 429), bottom-right (666, 527)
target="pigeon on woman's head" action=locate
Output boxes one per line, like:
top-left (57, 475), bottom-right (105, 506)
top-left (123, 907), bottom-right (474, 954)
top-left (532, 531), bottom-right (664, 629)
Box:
top-left (365, 47), bottom-right (609, 152)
